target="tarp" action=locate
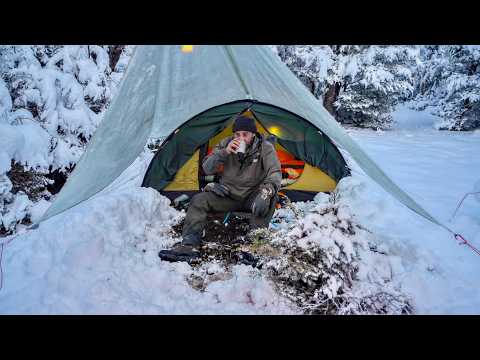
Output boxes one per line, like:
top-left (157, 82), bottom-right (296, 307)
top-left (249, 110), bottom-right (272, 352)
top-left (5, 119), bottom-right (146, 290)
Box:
top-left (39, 45), bottom-right (446, 232)
top-left (41, 45), bottom-right (247, 221)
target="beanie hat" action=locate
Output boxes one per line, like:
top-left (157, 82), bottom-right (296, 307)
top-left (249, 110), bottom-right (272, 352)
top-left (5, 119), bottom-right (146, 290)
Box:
top-left (233, 115), bottom-right (257, 133)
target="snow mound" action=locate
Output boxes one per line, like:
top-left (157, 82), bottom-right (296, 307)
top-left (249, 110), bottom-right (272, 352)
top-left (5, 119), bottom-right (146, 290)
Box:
top-left (0, 180), bottom-right (295, 314)
top-left (261, 178), bottom-right (412, 314)
top-left (1, 161), bottom-right (412, 315)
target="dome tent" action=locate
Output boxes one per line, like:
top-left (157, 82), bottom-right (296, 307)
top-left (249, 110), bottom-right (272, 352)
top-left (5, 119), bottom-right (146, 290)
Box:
top-left (37, 45), bottom-right (445, 233)
top-left (141, 101), bottom-right (350, 202)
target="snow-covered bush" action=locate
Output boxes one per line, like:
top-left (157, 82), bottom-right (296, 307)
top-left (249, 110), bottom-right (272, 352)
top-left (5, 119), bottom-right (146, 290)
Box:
top-left (414, 45), bottom-right (480, 131)
top-left (0, 45), bottom-right (133, 235)
top-left (178, 177), bottom-right (412, 314)
top-left (260, 181), bottom-right (412, 314)
top-left (275, 45), bottom-right (419, 129)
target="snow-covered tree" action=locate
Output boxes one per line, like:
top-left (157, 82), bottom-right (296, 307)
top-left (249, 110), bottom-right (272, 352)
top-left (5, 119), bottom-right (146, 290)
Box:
top-left (0, 45), bottom-right (133, 235)
top-left (275, 45), bottom-right (419, 129)
top-left (414, 45), bottom-right (480, 131)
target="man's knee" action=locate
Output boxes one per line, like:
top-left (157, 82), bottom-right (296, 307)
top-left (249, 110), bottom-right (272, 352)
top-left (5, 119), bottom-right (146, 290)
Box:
top-left (250, 197), bottom-right (277, 227)
top-left (189, 192), bottom-right (211, 209)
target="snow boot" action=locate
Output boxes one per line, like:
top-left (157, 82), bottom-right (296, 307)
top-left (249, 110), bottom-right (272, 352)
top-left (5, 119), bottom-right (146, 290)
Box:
top-left (158, 232), bottom-right (203, 263)
top-left (158, 243), bottom-right (201, 263)
top-left (233, 251), bottom-right (259, 267)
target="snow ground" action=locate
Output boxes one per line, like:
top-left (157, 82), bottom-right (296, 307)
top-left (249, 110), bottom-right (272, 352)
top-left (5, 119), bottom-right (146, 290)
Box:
top-left (1, 108), bottom-right (479, 314)
top-left (0, 151), bottom-right (295, 314)
top-left (343, 106), bottom-right (480, 314)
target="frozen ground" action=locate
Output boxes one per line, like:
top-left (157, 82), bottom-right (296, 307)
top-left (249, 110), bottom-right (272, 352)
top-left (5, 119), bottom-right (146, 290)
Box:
top-left (0, 108), bottom-right (479, 314)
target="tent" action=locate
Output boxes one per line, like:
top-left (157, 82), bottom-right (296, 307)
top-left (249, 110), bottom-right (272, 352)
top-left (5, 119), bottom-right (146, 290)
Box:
top-left (141, 103), bottom-right (350, 202)
top-left (36, 45), bottom-right (451, 236)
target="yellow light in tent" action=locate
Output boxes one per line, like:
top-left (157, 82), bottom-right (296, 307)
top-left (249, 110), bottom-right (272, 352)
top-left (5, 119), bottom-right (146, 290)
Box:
top-left (181, 45), bottom-right (194, 53)
top-left (268, 126), bottom-right (282, 137)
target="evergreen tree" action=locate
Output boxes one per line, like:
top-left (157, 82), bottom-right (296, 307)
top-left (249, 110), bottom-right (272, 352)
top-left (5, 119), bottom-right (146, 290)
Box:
top-left (0, 45), bottom-right (132, 235)
top-left (414, 45), bottom-right (480, 131)
top-left (275, 45), bottom-right (419, 129)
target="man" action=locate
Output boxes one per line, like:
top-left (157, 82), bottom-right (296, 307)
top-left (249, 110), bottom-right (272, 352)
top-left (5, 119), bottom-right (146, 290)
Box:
top-left (159, 114), bottom-right (282, 262)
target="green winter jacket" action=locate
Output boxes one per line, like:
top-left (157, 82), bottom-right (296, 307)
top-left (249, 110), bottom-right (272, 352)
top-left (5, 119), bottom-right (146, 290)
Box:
top-left (202, 134), bottom-right (282, 201)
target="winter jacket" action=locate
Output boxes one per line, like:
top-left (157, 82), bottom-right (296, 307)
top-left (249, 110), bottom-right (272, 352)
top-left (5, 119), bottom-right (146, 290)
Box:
top-left (202, 134), bottom-right (282, 201)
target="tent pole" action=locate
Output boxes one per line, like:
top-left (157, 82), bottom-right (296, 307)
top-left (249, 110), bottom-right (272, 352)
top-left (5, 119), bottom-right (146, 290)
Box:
top-left (223, 45), bottom-right (252, 99)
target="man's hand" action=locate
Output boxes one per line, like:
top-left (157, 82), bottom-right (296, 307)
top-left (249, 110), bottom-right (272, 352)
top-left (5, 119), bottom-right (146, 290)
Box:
top-left (251, 184), bottom-right (275, 217)
top-left (226, 138), bottom-right (241, 154)
top-left (204, 182), bottom-right (230, 197)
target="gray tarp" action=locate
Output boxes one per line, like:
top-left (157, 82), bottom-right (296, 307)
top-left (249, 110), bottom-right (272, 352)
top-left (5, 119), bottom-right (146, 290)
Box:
top-left (39, 45), bottom-right (448, 233)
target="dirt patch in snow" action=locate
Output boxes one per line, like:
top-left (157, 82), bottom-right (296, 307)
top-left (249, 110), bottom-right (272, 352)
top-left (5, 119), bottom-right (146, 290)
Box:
top-left (167, 198), bottom-right (413, 315)
top-left (7, 162), bottom-right (51, 201)
top-left (170, 213), bottom-right (267, 268)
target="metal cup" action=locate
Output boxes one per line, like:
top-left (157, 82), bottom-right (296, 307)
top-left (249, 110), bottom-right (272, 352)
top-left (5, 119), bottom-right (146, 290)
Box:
top-left (236, 140), bottom-right (246, 154)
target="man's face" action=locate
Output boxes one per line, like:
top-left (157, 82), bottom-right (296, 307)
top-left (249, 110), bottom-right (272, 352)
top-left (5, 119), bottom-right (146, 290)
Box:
top-left (234, 130), bottom-right (255, 145)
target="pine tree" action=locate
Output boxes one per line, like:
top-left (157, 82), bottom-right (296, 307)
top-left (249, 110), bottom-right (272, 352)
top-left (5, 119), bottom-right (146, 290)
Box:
top-left (0, 45), bottom-right (132, 235)
top-left (275, 45), bottom-right (419, 129)
top-left (414, 45), bottom-right (480, 131)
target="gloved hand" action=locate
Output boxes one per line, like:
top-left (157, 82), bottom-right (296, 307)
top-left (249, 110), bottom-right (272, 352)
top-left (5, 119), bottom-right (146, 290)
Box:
top-left (204, 182), bottom-right (230, 197)
top-left (251, 184), bottom-right (275, 217)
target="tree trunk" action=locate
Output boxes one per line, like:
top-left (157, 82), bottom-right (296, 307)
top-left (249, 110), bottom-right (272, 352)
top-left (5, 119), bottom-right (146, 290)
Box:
top-left (108, 45), bottom-right (125, 72)
top-left (323, 82), bottom-right (341, 117)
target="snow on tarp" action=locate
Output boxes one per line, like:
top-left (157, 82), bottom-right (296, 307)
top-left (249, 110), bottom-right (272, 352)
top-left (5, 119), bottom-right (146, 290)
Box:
top-left (40, 45), bottom-right (453, 237)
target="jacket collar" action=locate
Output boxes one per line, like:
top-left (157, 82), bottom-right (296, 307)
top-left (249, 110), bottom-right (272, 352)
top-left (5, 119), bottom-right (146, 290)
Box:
top-left (246, 134), bottom-right (262, 155)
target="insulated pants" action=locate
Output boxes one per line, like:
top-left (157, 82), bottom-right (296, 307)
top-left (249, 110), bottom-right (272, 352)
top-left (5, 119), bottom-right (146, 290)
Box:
top-left (181, 190), bottom-right (277, 239)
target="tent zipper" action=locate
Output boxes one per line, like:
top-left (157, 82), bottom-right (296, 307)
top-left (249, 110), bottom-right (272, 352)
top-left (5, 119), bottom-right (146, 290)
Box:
top-left (224, 45), bottom-right (252, 100)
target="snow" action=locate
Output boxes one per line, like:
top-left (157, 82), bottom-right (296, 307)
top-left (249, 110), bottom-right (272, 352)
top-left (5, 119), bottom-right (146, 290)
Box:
top-left (0, 121), bottom-right (52, 175)
top-left (341, 111), bottom-right (480, 314)
top-left (0, 46), bottom-right (126, 173)
top-left (277, 45), bottom-right (419, 128)
top-left (391, 103), bottom-right (441, 130)
top-left (0, 78), bottom-right (12, 123)
top-left (0, 154), bottom-right (294, 314)
top-left (474, 181), bottom-right (480, 203)
top-left (0, 45), bottom-right (132, 234)
top-left (1, 110), bottom-right (479, 314)
top-left (415, 45), bottom-right (480, 130)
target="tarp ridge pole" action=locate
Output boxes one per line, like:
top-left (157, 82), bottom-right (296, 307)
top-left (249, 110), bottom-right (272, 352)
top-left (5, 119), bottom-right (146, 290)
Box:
top-left (223, 45), bottom-right (252, 99)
